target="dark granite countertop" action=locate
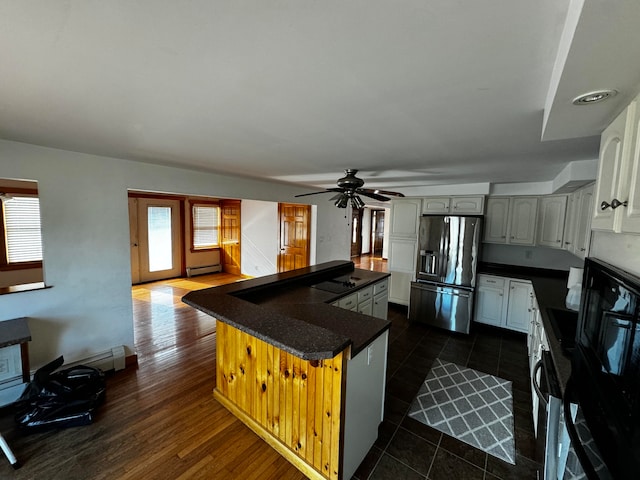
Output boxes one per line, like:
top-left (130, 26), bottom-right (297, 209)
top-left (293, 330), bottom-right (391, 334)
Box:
top-left (182, 260), bottom-right (391, 361)
top-left (479, 262), bottom-right (574, 396)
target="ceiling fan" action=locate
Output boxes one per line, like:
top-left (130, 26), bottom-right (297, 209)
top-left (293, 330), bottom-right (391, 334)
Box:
top-left (295, 169), bottom-right (405, 209)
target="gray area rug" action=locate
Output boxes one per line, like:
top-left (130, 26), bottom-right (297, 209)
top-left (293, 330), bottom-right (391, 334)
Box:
top-left (408, 358), bottom-right (515, 464)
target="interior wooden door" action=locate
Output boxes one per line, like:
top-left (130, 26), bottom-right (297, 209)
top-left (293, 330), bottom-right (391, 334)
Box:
top-left (133, 197), bottom-right (183, 283)
top-left (128, 197), bottom-right (141, 284)
top-left (278, 203), bottom-right (310, 273)
top-left (220, 200), bottom-right (241, 275)
top-left (372, 210), bottom-right (385, 256)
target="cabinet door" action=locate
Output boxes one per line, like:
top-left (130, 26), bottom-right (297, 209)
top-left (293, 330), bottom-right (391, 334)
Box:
top-left (509, 197), bottom-right (538, 245)
top-left (389, 271), bottom-right (412, 306)
top-left (451, 196), bottom-right (484, 214)
top-left (388, 238), bottom-right (417, 273)
top-left (483, 197), bottom-right (510, 243)
top-left (563, 190), bottom-right (579, 252)
top-left (357, 299), bottom-right (373, 316)
top-left (474, 276), bottom-right (506, 327)
top-left (621, 97), bottom-right (640, 233)
top-left (372, 291), bottom-right (388, 320)
top-left (390, 199), bottom-right (421, 237)
top-left (536, 195), bottom-right (567, 248)
top-left (505, 280), bottom-right (532, 333)
top-left (422, 197), bottom-right (450, 214)
top-left (592, 105), bottom-right (630, 231)
top-left (474, 286), bottom-right (505, 327)
top-left (573, 184), bottom-right (594, 258)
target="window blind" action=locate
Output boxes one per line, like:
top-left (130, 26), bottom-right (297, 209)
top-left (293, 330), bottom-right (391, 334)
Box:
top-left (192, 205), bottom-right (219, 249)
top-left (4, 196), bottom-right (43, 262)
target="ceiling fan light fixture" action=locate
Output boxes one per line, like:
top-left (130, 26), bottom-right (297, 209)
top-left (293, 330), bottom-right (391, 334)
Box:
top-left (572, 89), bottom-right (617, 105)
top-left (335, 195), bottom-right (349, 208)
top-left (294, 168), bottom-right (404, 208)
top-left (350, 195), bottom-right (365, 209)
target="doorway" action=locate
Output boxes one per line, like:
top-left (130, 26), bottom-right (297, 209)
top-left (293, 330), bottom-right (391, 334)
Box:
top-left (278, 203), bottom-right (311, 272)
top-left (371, 209), bottom-right (385, 256)
top-left (351, 208), bottom-right (363, 258)
top-left (220, 200), bottom-right (241, 275)
top-left (129, 196), bottom-right (184, 284)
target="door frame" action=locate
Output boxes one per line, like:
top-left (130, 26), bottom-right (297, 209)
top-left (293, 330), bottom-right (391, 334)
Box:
top-left (128, 192), bottom-right (186, 284)
top-left (278, 203), bottom-right (311, 273)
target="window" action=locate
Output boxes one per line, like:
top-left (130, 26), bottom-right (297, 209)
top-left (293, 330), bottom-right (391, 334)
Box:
top-left (191, 202), bottom-right (219, 251)
top-left (1, 194), bottom-right (43, 265)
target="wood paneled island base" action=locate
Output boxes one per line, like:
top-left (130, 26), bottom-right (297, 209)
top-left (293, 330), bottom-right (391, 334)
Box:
top-left (215, 321), bottom-right (346, 480)
top-left (182, 261), bottom-right (390, 480)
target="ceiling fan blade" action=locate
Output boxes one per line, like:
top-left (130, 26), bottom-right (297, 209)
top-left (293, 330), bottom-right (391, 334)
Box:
top-left (359, 188), bottom-right (405, 198)
top-left (357, 191), bottom-right (391, 202)
top-left (294, 191), bottom-right (330, 197)
top-left (294, 188), bottom-right (343, 198)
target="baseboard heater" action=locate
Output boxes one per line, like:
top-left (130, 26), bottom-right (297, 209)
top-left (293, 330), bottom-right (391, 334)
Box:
top-left (65, 346), bottom-right (126, 372)
top-left (186, 264), bottom-right (222, 277)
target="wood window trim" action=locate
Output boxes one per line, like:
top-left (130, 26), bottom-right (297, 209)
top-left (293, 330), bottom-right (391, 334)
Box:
top-left (0, 188), bottom-right (42, 268)
top-left (0, 260), bottom-right (43, 272)
top-left (189, 199), bottom-right (220, 253)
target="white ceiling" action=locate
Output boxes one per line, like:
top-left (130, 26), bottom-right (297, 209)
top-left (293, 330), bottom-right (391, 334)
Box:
top-left (1, 1), bottom-right (639, 194)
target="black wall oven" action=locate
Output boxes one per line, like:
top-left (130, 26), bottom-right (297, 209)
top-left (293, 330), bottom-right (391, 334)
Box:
top-left (570, 258), bottom-right (640, 478)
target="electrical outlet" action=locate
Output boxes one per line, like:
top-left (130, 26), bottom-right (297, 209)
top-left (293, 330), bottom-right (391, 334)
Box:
top-left (525, 250), bottom-right (533, 259)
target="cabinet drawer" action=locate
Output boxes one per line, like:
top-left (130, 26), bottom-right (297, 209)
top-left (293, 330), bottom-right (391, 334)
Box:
top-left (357, 286), bottom-right (373, 303)
top-left (373, 279), bottom-right (388, 296)
top-left (478, 275), bottom-right (505, 289)
top-left (339, 293), bottom-right (358, 310)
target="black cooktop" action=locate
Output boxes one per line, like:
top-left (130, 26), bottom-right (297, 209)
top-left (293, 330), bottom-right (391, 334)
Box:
top-left (311, 275), bottom-right (366, 294)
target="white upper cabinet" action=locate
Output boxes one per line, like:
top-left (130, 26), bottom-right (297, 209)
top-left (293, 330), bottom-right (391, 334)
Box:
top-left (483, 197), bottom-right (537, 245)
top-left (421, 196), bottom-right (485, 215)
top-left (593, 93), bottom-right (640, 234)
top-left (573, 183), bottom-right (594, 258)
top-left (451, 196), bottom-right (485, 214)
top-left (483, 197), bottom-right (510, 243)
top-left (390, 199), bottom-right (421, 237)
top-left (509, 197), bottom-right (538, 245)
top-left (422, 197), bottom-right (451, 214)
top-left (536, 195), bottom-right (568, 248)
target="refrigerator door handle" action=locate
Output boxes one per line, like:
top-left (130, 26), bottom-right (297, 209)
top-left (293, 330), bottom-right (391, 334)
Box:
top-left (437, 288), bottom-right (471, 299)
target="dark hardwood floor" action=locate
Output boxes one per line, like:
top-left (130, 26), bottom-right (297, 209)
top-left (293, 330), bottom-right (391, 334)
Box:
top-left (0, 263), bottom-right (538, 479)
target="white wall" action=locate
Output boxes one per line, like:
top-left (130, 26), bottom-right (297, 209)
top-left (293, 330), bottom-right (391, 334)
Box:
top-left (0, 139), bottom-right (348, 370)
top-left (241, 200), bottom-right (279, 277)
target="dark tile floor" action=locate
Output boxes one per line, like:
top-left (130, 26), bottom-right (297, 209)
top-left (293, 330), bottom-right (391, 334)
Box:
top-left (353, 304), bottom-right (541, 480)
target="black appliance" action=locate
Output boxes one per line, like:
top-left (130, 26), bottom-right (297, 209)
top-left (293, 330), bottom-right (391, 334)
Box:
top-left (533, 351), bottom-right (563, 479)
top-left (409, 215), bottom-right (482, 334)
top-left (569, 257), bottom-right (640, 479)
top-left (311, 274), bottom-right (367, 294)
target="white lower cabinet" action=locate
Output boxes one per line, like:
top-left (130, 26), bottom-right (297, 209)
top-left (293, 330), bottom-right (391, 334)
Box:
top-left (343, 331), bottom-right (388, 479)
top-left (474, 274), bottom-right (532, 333)
top-left (372, 279), bottom-right (389, 319)
top-left (334, 278), bottom-right (389, 319)
top-left (474, 276), bottom-right (508, 327)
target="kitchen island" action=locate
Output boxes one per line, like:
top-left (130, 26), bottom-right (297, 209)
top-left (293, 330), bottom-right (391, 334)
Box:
top-left (182, 261), bottom-right (391, 480)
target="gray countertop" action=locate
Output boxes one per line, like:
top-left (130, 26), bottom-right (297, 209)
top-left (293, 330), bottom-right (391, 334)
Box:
top-left (479, 264), bottom-right (574, 396)
top-left (182, 260), bottom-right (391, 361)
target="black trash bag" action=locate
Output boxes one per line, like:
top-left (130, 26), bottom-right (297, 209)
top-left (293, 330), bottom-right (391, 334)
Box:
top-left (14, 355), bottom-right (106, 432)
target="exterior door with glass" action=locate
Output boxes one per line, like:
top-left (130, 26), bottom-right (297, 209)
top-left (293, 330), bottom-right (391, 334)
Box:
top-left (129, 197), bottom-right (182, 284)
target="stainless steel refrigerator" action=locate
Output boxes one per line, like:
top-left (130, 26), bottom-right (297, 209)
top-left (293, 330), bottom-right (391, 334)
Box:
top-left (409, 215), bottom-right (482, 334)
